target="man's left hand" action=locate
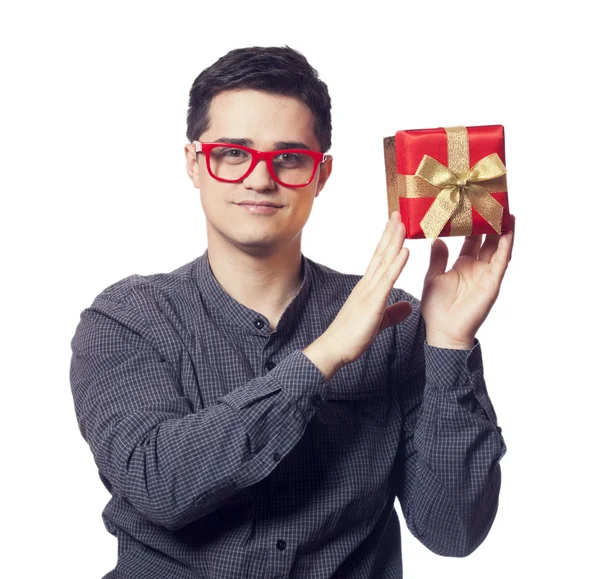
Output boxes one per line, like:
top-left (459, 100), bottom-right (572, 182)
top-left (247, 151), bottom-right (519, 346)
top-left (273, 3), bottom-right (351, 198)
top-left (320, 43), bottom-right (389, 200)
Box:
top-left (421, 214), bottom-right (516, 350)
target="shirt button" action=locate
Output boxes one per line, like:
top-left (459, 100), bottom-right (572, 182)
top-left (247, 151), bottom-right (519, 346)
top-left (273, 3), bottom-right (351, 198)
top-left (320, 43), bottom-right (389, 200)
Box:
top-left (273, 452), bottom-right (281, 462)
top-left (276, 539), bottom-right (287, 551)
top-left (311, 394), bottom-right (323, 408)
top-left (253, 319), bottom-right (265, 329)
top-left (266, 360), bottom-right (276, 371)
top-left (467, 354), bottom-right (481, 372)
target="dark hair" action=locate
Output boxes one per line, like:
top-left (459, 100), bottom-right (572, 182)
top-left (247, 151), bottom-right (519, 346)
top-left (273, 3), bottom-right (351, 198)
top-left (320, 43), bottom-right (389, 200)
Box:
top-left (186, 46), bottom-right (332, 152)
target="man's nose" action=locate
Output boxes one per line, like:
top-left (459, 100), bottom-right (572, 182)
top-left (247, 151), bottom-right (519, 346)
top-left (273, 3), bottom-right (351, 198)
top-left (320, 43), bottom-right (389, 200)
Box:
top-left (243, 160), bottom-right (276, 190)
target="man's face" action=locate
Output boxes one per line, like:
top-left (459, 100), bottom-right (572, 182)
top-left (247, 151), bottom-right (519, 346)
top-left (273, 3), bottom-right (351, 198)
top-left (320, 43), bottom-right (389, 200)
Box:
top-left (185, 89), bottom-right (332, 256)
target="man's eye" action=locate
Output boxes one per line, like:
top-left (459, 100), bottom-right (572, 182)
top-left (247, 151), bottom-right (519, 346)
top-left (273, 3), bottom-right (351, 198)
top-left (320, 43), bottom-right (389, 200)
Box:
top-left (274, 152), bottom-right (304, 166)
top-left (221, 148), bottom-right (245, 158)
top-left (211, 147), bottom-right (249, 162)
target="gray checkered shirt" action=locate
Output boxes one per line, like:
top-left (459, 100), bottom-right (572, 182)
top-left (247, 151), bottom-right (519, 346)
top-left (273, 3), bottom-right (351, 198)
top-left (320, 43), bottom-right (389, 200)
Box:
top-left (70, 249), bottom-right (506, 578)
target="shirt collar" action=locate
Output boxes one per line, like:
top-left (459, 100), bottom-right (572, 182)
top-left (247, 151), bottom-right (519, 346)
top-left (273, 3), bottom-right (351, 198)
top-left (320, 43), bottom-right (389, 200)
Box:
top-left (194, 248), bottom-right (313, 337)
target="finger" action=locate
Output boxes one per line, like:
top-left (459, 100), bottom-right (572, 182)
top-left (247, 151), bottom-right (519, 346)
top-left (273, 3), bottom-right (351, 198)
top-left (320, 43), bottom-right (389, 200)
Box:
top-left (378, 300), bottom-right (413, 333)
top-left (380, 213), bottom-right (407, 279)
top-left (494, 216), bottom-right (515, 267)
top-left (479, 233), bottom-right (501, 264)
top-left (479, 213), bottom-right (516, 264)
top-left (489, 222), bottom-right (515, 285)
top-left (384, 245), bottom-right (410, 287)
top-left (365, 211), bottom-right (406, 283)
top-left (364, 211), bottom-right (402, 279)
top-left (458, 234), bottom-right (483, 259)
top-left (425, 238), bottom-right (448, 281)
top-left (363, 246), bottom-right (410, 308)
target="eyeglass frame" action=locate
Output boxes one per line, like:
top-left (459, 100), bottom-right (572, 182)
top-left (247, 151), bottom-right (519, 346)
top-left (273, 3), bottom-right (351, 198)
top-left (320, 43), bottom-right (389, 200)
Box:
top-left (193, 141), bottom-right (330, 188)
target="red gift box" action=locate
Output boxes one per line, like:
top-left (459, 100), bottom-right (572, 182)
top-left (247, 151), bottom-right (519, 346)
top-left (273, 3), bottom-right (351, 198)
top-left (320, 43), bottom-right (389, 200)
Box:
top-left (383, 125), bottom-right (511, 240)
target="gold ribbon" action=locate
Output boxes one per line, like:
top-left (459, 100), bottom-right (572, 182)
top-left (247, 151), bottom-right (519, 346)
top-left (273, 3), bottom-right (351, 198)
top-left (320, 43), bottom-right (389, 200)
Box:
top-left (416, 151), bottom-right (506, 240)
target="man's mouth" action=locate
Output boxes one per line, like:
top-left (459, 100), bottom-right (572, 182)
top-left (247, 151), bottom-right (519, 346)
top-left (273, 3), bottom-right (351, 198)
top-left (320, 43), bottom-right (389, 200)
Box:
top-left (236, 202), bottom-right (282, 214)
top-left (237, 201), bottom-right (282, 208)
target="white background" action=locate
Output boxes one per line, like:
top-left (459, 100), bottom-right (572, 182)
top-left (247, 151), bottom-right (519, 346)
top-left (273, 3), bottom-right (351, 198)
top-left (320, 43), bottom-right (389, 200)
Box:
top-left (2, 1), bottom-right (599, 577)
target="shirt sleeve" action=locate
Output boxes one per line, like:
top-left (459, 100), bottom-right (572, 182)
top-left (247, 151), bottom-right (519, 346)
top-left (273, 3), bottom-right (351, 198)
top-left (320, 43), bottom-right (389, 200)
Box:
top-left (390, 293), bottom-right (506, 557)
top-left (69, 289), bottom-right (331, 532)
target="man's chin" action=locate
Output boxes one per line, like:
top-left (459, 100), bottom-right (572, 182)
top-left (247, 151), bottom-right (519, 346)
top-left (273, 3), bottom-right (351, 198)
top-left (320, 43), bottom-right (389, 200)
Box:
top-left (217, 230), bottom-right (282, 255)
top-left (206, 220), bottom-right (296, 256)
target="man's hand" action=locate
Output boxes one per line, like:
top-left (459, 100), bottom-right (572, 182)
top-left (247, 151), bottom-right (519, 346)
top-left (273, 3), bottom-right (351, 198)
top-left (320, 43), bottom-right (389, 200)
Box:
top-left (422, 214), bottom-right (516, 349)
top-left (303, 210), bottom-right (412, 380)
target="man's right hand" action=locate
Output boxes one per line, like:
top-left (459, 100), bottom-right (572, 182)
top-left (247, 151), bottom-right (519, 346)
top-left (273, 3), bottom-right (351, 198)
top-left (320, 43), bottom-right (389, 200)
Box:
top-left (302, 211), bottom-right (413, 380)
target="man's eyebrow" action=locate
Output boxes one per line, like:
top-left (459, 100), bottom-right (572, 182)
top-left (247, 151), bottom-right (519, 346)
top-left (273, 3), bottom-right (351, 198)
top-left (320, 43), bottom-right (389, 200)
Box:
top-left (274, 141), bottom-right (312, 150)
top-left (213, 137), bottom-right (252, 146)
top-left (212, 138), bottom-right (314, 151)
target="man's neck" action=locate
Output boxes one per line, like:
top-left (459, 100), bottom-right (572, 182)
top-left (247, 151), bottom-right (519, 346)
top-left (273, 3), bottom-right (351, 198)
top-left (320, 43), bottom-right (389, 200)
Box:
top-left (206, 238), bottom-right (304, 330)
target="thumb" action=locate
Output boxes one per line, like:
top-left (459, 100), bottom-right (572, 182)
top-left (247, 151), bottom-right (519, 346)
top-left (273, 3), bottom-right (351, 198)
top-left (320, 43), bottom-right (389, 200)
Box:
top-left (425, 238), bottom-right (448, 281)
top-left (379, 300), bottom-right (413, 333)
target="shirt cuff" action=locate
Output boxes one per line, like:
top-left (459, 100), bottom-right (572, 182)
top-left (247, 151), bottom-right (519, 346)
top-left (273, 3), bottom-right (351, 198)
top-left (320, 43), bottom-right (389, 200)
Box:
top-left (424, 338), bottom-right (483, 389)
top-left (273, 349), bottom-right (332, 418)
top-left (219, 349), bottom-right (331, 420)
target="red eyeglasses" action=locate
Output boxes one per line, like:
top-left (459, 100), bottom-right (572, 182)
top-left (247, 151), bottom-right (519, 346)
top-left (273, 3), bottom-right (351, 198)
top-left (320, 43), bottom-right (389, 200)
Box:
top-left (193, 141), bottom-right (329, 188)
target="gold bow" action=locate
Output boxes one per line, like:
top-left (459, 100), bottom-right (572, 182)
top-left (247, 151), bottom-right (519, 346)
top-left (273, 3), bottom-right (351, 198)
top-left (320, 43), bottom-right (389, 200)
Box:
top-left (415, 153), bottom-right (506, 241)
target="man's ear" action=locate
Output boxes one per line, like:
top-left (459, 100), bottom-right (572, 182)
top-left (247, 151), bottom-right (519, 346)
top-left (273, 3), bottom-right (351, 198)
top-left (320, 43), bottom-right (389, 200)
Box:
top-left (315, 155), bottom-right (333, 197)
top-left (184, 143), bottom-right (201, 188)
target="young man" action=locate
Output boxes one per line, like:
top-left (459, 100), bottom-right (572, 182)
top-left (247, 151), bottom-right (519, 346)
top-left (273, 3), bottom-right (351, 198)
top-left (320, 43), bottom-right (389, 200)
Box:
top-left (70, 46), bottom-right (515, 578)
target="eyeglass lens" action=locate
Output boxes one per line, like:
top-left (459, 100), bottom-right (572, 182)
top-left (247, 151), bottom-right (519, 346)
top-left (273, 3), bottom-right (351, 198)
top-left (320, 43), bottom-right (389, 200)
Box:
top-left (209, 146), bottom-right (315, 186)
